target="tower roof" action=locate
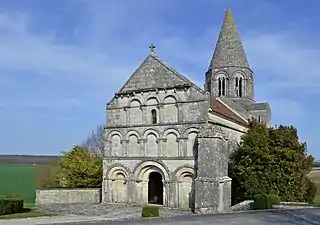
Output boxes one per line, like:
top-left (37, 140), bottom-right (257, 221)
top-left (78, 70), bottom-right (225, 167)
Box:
top-left (208, 8), bottom-right (250, 70)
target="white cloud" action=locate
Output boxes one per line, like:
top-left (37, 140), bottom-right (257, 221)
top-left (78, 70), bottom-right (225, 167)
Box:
top-left (0, 1), bottom-right (319, 118)
top-left (244, 32), bottom-right (320, 89)
top-left (0, 13), bottom-right (133, 88)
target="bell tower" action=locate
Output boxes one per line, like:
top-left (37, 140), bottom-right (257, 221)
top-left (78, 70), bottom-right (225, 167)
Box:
top-left (205, 8), bottom-right (254, 103)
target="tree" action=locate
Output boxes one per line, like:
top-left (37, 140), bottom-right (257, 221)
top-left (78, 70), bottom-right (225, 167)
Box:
top-left (36, 160), bottom-right (61, 189)
top-left (58, 145), bottom-right (103, 188)
top-left (82, 124), bottom-right (105, 157)
top-left (229, 120), bottom-right (315, 205)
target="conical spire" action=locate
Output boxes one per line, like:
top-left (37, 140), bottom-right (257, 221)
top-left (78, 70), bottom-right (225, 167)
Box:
top-left (208, 8), bottom-right (250, 70)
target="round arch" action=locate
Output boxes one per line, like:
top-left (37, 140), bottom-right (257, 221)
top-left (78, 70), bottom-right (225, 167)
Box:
top-left (144, 96), bottom-right (160, 105)
top-left (174, 165), bottom-right (194, 181)
top-left (214, 72), bottom-right (228, 79)
top-left (163, 128), bottom-right (180, 138)
top-left (107, 130), bottom-right (123, 140)
top-left (162, 95), bottom-right (178, 104)
top-left (125, 130), bottom-right (141, 139)
top-left (183, 127), bottom-right (199, 137)
top-left (128, 98), bottom-right (142, 107)
top-left (143, 128), bottom-right (160, 139)
top-left (133, 160), bottom-right (170, 181)
top-left (106, 164), bottom-right (130, 180)
top-left (232, 71), bottom-right (246, 79)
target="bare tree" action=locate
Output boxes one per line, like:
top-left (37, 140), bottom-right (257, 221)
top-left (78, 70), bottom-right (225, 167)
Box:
top-left (82, 124), bottom-right (105, 156)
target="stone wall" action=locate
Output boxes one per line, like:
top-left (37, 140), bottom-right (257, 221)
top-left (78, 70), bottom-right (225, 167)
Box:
top-left (36, 188), bottom-right (101, 205)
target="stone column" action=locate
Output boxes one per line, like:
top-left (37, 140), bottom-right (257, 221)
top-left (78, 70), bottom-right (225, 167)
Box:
top-left (141, 181), bottom-right (149, 204)
top-left (127, 177), bottom-right (135, 204)
top-left (157, 103), bottom-right (164, 123)
top-left (163, 180), bottom-right (171, 206)
top-left (120, 140), bottom-right (128, 156)
top-left (177, 137), bottom-right (187, 157)
top-left (138, 138), bottom-right (147, 157)
top-left (140, 105), bottom-right (146, 124)
top-left (157, 138), bottom-right (166, 157)
top-left (104, 140), bottom-right (112, 159)
top-left (124, 106), bottom-right (128, 125)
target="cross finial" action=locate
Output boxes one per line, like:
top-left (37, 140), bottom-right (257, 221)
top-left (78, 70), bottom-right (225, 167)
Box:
top-left (149, 43), bottom-right (155, 54)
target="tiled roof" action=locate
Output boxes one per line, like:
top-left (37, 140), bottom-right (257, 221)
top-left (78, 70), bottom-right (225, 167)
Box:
top-left (211, 98), bottom-right (248, 126)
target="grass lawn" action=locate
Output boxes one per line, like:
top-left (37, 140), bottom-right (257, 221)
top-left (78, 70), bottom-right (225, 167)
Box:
top-left (312, 186), bottom-right (320, 206)
top-left (309, 168), bottom-right (320, 205)
top-left (0, 203), bottom-right (57, 220)
top-left (0, 163), bottom-right (37, 203)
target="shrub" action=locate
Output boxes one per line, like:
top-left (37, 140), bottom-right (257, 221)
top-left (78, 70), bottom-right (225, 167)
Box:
top-left (0, 197), bottom-right (24, 215)
top-left (305, 179), bottom-right (317, 203)
top-left (228, 121), bottom-right (314, 204)
top-left (252, 194), bottom-right (272, 210)
top-left (141, 205), bottom-right (160, 218)
top-left (269, 194), bottom-right (281, 205)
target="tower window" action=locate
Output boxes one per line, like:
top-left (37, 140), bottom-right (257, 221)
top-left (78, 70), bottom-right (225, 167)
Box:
top-left (151, 109), bottom-right (157, 124)
top-left (222, 77), bottom-right (226, 96)
top-left (235, 76), bottom-right (243, 97)
top-left (218, 78), bottom-right (221, 96)
top-left (218, 76), bottom-right (227, 97)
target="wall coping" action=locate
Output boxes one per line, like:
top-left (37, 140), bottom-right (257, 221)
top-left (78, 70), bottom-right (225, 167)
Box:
top-left (36, 188), bottom-right (101, 191)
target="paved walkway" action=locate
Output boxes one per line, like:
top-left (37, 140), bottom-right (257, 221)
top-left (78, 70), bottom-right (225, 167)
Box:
top-left (0, 208), bottom-right (319, 225)
top-left (0, 215), bottom-right (122, 225)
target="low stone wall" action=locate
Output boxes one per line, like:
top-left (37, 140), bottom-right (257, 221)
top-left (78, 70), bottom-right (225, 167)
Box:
top-left (36, 188), bottom-right (101, 205)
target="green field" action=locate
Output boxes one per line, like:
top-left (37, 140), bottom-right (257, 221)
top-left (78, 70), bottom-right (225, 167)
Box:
top-left (0, 163), bottom-right (37, 203)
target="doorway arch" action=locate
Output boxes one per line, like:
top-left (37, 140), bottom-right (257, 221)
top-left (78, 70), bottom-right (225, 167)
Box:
top-left (148, 172), bottom-right (163, 205)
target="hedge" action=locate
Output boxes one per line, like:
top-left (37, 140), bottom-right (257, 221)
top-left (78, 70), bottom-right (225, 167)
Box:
top-left (141, 205), bottom-right (159, 218)
top-left (252, 194), bottom-right (273, 210)
top-left (0, 197), bottom-right (24, 215)
top-left (268, 194), bottom-right (281, 205)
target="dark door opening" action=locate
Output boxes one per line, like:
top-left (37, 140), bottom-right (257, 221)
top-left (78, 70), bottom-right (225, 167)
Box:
top-left (148, 172), bottom-right (163, 205)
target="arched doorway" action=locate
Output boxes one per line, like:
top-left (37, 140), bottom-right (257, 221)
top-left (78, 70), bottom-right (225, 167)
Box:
top-left (148, 172), bottom-right (163, 205)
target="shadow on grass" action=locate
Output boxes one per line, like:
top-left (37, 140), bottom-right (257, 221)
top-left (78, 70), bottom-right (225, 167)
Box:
top-left (21, 207), bottom-right (32, 213)
top-left (0, 205), bottom-right (57, 220)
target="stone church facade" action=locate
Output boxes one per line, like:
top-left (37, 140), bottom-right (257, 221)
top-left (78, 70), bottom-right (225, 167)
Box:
top-left (102, 8), bottom-right (271, 213)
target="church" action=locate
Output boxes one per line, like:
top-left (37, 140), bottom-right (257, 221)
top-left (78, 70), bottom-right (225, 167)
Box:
top-left (102, 8), bottom-right (271, 213)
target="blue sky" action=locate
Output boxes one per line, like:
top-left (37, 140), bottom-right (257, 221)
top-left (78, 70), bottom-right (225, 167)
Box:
top-left (0, 0), bottom-right (319, 159)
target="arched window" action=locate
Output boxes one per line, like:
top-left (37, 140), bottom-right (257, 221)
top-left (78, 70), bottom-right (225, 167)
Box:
top-left (151, 109), bottom-right (157, 124)
top-left (222, 77), bottom-right (226, 96)
top-left (235, 76), bottom-right (243, 97)
top-left (217, 76), bottom-right (226, 97)
top-left (218, 78), bottom-right (221, 96)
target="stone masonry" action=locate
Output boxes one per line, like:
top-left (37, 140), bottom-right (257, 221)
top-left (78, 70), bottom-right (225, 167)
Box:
top-left (102, 8), bottom-right (271, 213)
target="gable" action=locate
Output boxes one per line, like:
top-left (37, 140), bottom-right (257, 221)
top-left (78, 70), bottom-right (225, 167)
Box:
top-left (117, 54), bottom-right (203, 94)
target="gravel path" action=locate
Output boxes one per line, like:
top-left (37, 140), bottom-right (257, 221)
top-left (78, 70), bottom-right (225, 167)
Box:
top-left (37, 203), bottom-right (194, 219)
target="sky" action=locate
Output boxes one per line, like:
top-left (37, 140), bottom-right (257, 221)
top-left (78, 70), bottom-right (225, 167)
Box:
top-left (0, 0), bottom-right (319, 159)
